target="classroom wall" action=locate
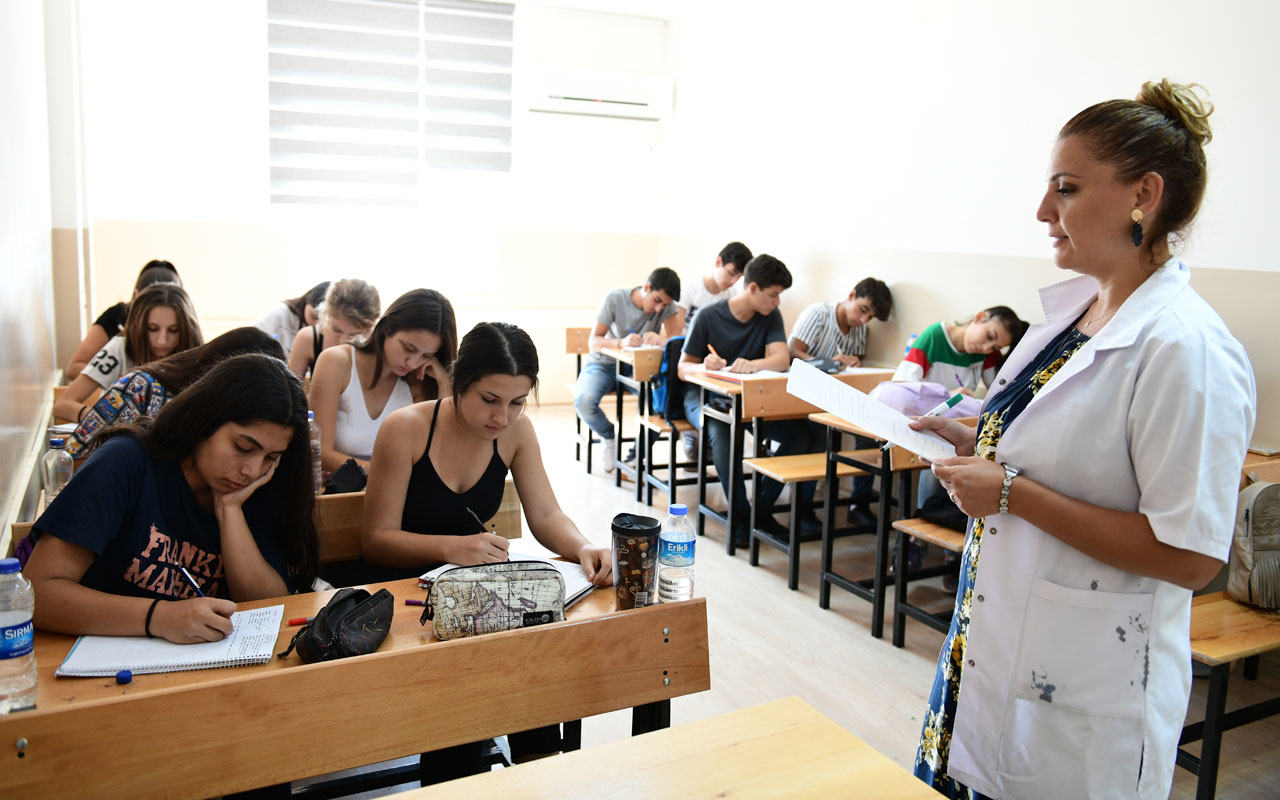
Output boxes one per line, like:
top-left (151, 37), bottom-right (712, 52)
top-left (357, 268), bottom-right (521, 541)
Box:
top-left (47, 1), bottom-right (1279, 447)
top-left (1, 1), bottom-right (57, 546)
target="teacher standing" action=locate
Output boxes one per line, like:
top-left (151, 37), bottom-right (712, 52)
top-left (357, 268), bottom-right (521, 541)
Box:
top-left (912, 80), bottom-right (1256, 799)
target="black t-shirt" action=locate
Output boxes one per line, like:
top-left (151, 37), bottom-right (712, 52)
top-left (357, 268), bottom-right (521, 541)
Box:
top-left (681, 298), bottom-right (786, 363)
top-left (33, 436), bottom-right (291, 599)
top-left (93, 302), bottom-right (129, 336)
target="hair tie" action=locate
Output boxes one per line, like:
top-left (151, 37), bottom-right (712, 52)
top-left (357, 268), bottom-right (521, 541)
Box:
top-left (144, 598), bottom-right (161, 638)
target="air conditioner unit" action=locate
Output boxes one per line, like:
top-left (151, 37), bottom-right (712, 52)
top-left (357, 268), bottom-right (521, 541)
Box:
top-left (527, 70), bottom-right (673, 121)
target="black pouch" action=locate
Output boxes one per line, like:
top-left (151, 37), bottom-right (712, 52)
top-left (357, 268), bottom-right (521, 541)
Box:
top-left (920, 492), bottom-right (969, 532)
top-left (323, 458), bottom-right (367, 494)
top-left (276, 587), bottom-right (394, 663)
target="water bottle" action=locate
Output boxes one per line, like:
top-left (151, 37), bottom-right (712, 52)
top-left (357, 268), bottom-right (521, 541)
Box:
top-left (0, 558), bottom-right (36, 714)
top-left (658, 504), bottom-right (696, 602)
top-left (905, 333), bottom-right (918, 355)
top-left (41, 438), bottom-right (73, 501)
top-left (308, 410), bottom-right (323, 494)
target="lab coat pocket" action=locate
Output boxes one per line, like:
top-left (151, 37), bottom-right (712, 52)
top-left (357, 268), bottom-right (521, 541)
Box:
top-left (998, 579), bottom-right (1154, 799)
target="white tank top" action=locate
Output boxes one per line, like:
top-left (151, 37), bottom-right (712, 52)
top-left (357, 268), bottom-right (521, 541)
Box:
top-left (334, 349), bottom-right (414, 461)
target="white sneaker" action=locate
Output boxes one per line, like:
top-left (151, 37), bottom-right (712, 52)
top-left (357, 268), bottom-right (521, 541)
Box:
top-left (601, 437), bottom-right (616, 472)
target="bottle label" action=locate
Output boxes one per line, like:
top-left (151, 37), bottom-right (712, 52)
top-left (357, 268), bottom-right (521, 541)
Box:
top-left (0, 618), bottom-right (33, 659)
top-left (659, 538), bottom-right (694, 568)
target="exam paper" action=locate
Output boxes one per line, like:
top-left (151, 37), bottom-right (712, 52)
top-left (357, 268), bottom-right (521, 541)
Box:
top-left (786, 359), bottom-right (957, 462)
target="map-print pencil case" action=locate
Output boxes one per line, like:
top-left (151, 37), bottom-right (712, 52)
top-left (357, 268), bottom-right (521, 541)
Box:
top-left (419, 562), bottom-right (566, 640)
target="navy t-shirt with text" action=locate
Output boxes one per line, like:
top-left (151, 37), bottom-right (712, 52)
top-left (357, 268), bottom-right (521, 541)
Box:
top-left (33, 436), bottom-right (291, 599)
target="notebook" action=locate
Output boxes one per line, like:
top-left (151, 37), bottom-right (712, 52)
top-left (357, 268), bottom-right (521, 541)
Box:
top-left (56, 604), bottom-right (285, 677)
top-left (419, 553), bottom-right (595, 608)
top-left (704, 368), bottom-right (788, 383)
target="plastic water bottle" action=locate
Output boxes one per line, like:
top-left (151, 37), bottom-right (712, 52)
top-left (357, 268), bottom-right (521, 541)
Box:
top-left (41, 438), bottom-right (73, 501)
top-left (658, 504), bottom-right (696, 602)
top-left (308, 410), bottom-right (323, 494)
top-left (0, 558), bottom-right (36, 714)
top-left (905, 333), bottom-right (918, 355)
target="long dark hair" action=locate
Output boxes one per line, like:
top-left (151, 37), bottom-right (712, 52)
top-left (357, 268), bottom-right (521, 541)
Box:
top-left (97, 354), bottom-right (319, 590)
top-left (354, 289), bottom-right (457, 397)
top-left (283, 281), bottom-right (331, 327)
top-left (451, 322), bottom-right (540, 403)
top-left (123, 283), bottom-right (204, 364)
top-left (142, 327), bottom-right (284, 393)
top-left (134, 260), bottom-right (180, 291)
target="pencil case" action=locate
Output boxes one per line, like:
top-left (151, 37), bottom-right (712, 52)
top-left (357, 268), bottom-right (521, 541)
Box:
top-left (419, 562), bottom-right (566, 640)
top-left (277, 587), bottom-right (394, 663)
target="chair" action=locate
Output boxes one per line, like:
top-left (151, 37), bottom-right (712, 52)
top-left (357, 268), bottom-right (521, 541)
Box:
top-left (640, 337), bottom-right (700, 509)
top-left (566, 326), bottom-right (610, 473)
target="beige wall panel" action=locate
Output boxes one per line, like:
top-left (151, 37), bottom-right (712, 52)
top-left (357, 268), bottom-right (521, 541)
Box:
top-left (50, 227), bottom-right (86, 369)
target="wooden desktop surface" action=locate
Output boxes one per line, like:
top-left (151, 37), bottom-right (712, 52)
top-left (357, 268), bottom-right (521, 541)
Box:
top-left (2, 581), bottom-right (710, 799)
top-left (686, 369), bottom-right (893, 422)
top-left (1189, 591), bottom-right (1280, 666)
top-left (402, 696), bottom-right (937, 799)
top-left (601, 346), bottom-right (663, 382)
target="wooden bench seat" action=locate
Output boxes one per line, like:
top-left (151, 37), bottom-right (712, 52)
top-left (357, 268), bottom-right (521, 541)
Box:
top-left (891, 518), bottom-right (965, 553)
top-left (639, 416), bottom-right (694, 435)
top-left (741, 449), bottom-right (879, 590)
top-left (640, 415), bottom-right (699, 509)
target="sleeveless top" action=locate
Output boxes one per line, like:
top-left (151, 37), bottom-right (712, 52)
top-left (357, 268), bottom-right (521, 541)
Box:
top-left (402, 401), bottom-right (509, 536)
top-left (333, 349), bottom-right (413, 461)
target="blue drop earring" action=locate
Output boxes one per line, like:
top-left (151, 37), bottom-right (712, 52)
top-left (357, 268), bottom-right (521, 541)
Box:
top-left (1130, 209), bottom-right (1144, 247)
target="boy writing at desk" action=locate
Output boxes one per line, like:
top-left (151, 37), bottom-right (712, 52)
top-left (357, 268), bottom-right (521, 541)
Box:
top-left (678, 254), bottom-right (810, 545)
top-left (573, 267), bottom-right (682, 473)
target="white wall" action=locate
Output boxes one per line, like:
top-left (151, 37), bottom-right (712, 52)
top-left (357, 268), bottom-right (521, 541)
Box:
top-left (662, 0), bottom-right (1280, 273)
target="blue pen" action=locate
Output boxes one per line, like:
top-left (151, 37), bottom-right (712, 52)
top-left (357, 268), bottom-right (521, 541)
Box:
top-left (954, 372), bottom-right (966, 389)
top-left (176, 565), bottom-right (205, 597)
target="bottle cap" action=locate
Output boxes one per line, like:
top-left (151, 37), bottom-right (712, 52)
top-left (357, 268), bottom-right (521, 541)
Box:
top-left (50, 438), bottom-right (65, 447)
top-left (307, 410), bottom-right (315, 421)
top-left (668, 504), bottom-right (688, 516)
top-left (0, 558), bottom-right (20, 575)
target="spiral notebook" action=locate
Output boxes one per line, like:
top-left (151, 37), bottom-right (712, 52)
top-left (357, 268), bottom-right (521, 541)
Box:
top-left (55, 604), bottom-right (285, 677)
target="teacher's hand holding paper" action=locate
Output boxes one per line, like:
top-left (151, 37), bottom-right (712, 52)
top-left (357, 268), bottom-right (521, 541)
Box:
top-left (907, 415), bottom-right (976, 460)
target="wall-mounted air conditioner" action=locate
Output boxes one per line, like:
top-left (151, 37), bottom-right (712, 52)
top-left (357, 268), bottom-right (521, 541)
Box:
top-left (527, 70), bottom-right (673, 122)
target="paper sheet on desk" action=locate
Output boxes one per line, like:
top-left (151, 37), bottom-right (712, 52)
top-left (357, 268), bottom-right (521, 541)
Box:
top-left (786, 359), bottom-right (957, 463)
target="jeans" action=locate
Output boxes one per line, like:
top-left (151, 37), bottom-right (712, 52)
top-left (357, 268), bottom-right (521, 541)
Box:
top-left (683, 385), bottom-right (818, 520)
top-left (573, 362), bottom-right (619, 439)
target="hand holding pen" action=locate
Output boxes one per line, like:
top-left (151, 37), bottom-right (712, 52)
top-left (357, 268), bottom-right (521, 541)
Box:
top-left (445, 507), bottom-right (509, 565)
top-left (882, 391), bottom-right (966, 451)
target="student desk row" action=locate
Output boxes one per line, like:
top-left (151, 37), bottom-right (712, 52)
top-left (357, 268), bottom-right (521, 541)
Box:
top-left (0, 583), bottom-right (710, 799)
top-left (681, 369), bottom-right (893, 556)
top-left (400, 696), bottom-right (938, 799)
top-left (600, 346), bottom-right (664, 498)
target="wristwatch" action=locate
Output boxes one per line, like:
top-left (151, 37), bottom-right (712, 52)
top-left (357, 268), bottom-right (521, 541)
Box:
top-left (999, 463), bottom-right (1021, 515)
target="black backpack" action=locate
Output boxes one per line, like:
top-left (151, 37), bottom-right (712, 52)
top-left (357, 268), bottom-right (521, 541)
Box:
top-left (648, 336), bottom-right (686, 421)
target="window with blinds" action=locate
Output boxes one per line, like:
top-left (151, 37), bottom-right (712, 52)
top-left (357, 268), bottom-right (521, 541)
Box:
top-left (268, 0), bottom-right (514, 206)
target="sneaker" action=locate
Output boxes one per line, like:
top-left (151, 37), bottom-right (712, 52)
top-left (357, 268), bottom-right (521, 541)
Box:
top-left (847, 503), bottom-right (877, 530)
top-left (624, 445), bottom-right (636, 465)
top-left (797, 511), bottom-right (824, 541)
top-left (600, 437), bottom-right (616, 473)
top-left (757, 515), bottom-right (791, 541)
top-left (682, 432), bottom-right (698, 462)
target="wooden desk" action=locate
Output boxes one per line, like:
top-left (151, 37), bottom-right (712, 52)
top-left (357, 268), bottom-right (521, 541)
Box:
top-left (0, 582), bottom-right (710, 799)
top-left (684, 369), bottom-right (893, 556)
top-left (1179, 591), bottom-right (1280, 800)
top-left (402, 696), bottom-right (937, 799)
top-left (1242, 451), bottom-right (1280, 489)
top-left (601, 346), bottom-right (664, 499)
top-left (807, 412), bottom-right (976, 642)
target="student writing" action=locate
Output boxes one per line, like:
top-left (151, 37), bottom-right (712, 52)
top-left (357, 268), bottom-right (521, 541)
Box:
top-left (26, 354), bottom-right (319, 644)
top-left (892, 306), bottom-right (1028, 394)
top-left (254, 280), bottom-right (329, 359)
top-left (64, 259), bottom-right (181, 380)
top-left (787, 277), bottom-right (893, 367)
top-left (287, 278), bottom-right (380, 378)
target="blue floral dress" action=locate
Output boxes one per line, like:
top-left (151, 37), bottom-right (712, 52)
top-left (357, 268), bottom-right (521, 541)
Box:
top-left (914, 322), bottom-right (1091, 798)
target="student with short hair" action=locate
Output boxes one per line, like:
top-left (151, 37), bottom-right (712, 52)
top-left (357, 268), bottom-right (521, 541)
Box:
top-left (573, 267), bottom-right (682, 472)
top-left (54, 283), bottom-right (203, 425)
top-left (65, 260), bottom-right (182, 379)
top-left (26, 354), bottom-right (320, 643)
top-left (255, 281), bottom-right (330, 359)
top-left (673, 241), bottom-right (753, 334)
top-left (288, 278), bottom-right (381, 378)
top-left (364, 321), bottom-right (611, 781)
top-left (65, 327), bottom-right (286, 459)
top-left (309, 289), bottom-right (456, 473)
top-left (788, 277), bottom-right (893, 367)
top-left (892, 306), bottom-right (1029, 394)
top-left (678, 254), bottom-right (809, 545)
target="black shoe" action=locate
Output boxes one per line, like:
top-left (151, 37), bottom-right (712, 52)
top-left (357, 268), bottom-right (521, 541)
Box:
top-left (756, 515), bottom-right (791, 541)
top-left (624, 445), bottom-right (636, 464)
top-left (848, 490), bottom-right (880, 507)
top-left (797, 511), bottom-right (823, 541)
top-left (847, 504), bottom-right (877, 530)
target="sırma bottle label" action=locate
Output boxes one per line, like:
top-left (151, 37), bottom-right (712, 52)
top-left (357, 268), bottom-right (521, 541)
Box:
top-left (0, 619), bottom-right (34, 659)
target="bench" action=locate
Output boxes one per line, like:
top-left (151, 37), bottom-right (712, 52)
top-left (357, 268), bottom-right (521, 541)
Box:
top-left (640, 415), bottom-right (698, 509)
top-left (742, 450), bottom-right (874, 590)
top-left (889, 517), bottom-right (966, 644)
top-left (1178, 591), bottom-right (1280, 799)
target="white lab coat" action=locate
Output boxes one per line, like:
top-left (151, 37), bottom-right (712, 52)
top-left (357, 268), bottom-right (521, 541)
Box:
top-left (946, 259), bottom-right (1256, 799)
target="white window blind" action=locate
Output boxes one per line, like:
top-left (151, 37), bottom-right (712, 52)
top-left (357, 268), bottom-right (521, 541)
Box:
top-left (268, 0), bottom-right (514, 206)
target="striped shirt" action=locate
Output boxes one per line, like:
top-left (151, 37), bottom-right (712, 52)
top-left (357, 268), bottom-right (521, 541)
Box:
top-left (789, 302), bottom-right (866, 360)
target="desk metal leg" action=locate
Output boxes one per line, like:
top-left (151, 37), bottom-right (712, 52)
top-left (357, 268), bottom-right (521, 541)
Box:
top-left (819, 427), bottom-right (839, 610)
top-left (724, 397), bottom-right (745, 556)
top-left (631, 699), bottom-right (671, 735)
top-left (614, 374), bottom-right (625, 489)
top-left (696, 387), bottom-right (708, 537)
top-left (869, 447), bottom-right (894, 640)
top-left (561, 719), bottom-right (583, 751)
top-left (1196, 663), bottom-right (1230, 800)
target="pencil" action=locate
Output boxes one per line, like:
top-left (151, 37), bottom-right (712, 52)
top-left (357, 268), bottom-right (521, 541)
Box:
top-left (707, 344), bottom-right (721, 360)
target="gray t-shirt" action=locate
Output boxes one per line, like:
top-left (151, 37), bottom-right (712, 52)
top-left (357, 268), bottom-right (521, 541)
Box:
top-left (681, 298), bottom-right (786, 365)
top-left (586, 287), bottom-right (677, 365)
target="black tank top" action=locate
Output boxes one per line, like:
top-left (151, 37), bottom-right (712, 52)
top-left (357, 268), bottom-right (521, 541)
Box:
top-left (400, 402), bottom-right (509, 536)
top-left (310, 325), bottom-right (325, 370)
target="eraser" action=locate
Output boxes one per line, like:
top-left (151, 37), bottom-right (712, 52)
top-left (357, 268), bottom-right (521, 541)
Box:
top-left (115, 669), bottom-right (132, 685)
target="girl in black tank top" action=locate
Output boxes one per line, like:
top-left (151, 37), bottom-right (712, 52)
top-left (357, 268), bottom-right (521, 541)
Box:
top-left (401, 402), bottom-right (509, 535)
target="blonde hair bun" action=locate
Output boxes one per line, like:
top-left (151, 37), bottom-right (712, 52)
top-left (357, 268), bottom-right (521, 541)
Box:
top-left (1138, 79), bottom-right (1213, 146)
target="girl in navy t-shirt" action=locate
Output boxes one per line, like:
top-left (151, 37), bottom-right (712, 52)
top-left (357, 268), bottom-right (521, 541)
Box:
top-left (27, 353), bottom-right (319, 644)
